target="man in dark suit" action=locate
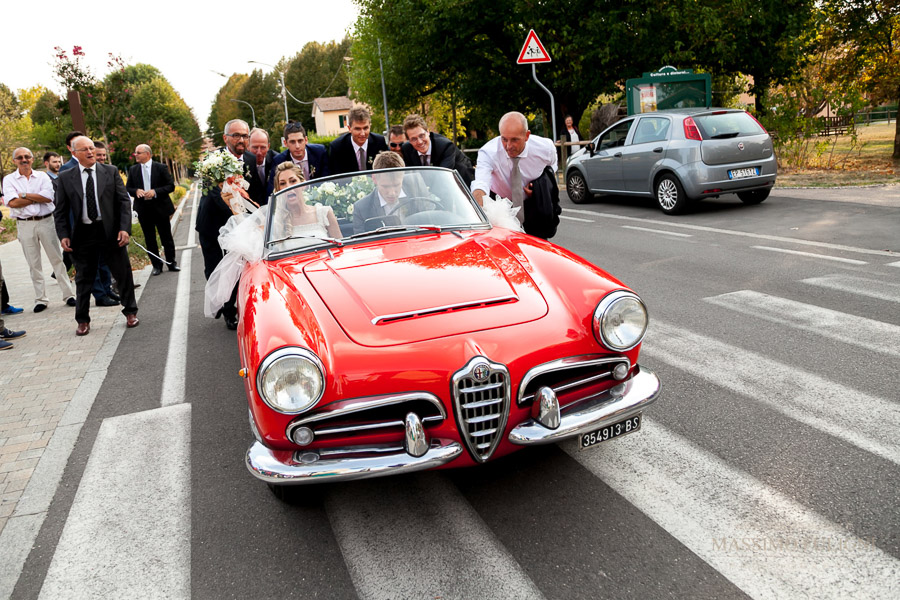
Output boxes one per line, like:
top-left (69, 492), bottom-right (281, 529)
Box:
top-left (328, 107), bottom-right (388, 175)
top-left (400, 114), bottom-right (474, 186)
top-left (126, 144), bottom-right (179, 276)
top-left (245, 128), bottom-right (276, 206)
top-left (266, 121), bottom-right (329, 196)
top-left (54, 136), bottom-right (139, 336)
top-left (352, 151), bottom-right (430, 233)
top-left (196, 118), bottom-right (250, 330)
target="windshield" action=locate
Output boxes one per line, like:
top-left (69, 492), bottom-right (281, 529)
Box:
top-left (264, 167), bottom-right (488, 257)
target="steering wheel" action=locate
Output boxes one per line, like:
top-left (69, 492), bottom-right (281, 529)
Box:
top-left (392, 196), bottom-right (444, 215)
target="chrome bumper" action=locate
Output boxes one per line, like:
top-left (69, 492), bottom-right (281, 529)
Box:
top-left (508, 367), bottom-right (660, 445)
top-left (246, 438), bottom-right (463, 485)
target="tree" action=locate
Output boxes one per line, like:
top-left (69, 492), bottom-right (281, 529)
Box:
top-left (207, 73), bottom-right (249, 137)
top-left (282, 39), bottom-right (353, 135)
top-left (822, 0), bottom-right (900, 159)
top-left (0, 83), bottom-right (31, 176)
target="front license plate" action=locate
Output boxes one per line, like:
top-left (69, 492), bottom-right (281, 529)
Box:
top-left (580, 414), bottom-right (642, 448)
top-left (728, 167), bottom-right (759, 179)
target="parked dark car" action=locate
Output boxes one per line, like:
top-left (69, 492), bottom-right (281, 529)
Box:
top-left (565, 108), bottom-right (777, 214)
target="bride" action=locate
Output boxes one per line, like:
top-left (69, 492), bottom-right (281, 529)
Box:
top-left (272, 163), bottom-right (341, 239)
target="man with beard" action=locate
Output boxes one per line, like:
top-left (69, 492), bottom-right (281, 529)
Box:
top-left (196, 119), bottom-right (250, 330)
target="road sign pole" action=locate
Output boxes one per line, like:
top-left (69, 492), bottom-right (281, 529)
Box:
top-left (532, 64), bottom-right (556, 141)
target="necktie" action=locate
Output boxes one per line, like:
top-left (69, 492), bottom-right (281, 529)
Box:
top-left (85, 168), bottom-right (98, 221)
top-left (143, 165), bottom-right (151, 191)
top-left (357, 147), bottom-right (366, 171)
top-left (301, 160), bottom-right (310, 181)
top-left (258, 163), bottom-right (266, 183)
top-left (509, 157), bottom-right (525, 223)
top-left (421, 154), bottom-right (429, 166)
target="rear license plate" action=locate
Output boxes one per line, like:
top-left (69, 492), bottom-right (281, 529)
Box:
top-left (580, 414), bottom-right (642, 449)
top-left (728, 167), bottom-right (759, 179)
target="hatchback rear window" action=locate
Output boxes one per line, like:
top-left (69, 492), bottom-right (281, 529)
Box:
top-left (693, 112), bottom-right (765, 139)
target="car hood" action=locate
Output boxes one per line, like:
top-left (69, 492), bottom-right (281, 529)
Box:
top-left (290, 235), bottom-right (549, 347)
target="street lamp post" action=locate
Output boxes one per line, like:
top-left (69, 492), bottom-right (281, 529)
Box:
top-left (229, 99), bottom-right (257, 128)
top-left (249, 60), bottom-right (289, 123)
top-left (377, 39), bottom-right (389, 130)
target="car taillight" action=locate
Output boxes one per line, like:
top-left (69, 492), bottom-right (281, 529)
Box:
top-left (746, 111), bottom-right (769, 134)
top-left (683, 117), bottom-right (702, 141)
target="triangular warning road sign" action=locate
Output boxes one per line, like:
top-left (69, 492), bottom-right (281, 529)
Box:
top-left (517, 29), bottom-right (551, 64)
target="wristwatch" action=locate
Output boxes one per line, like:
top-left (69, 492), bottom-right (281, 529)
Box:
top-left (19, 192), bottom-right (26, 199)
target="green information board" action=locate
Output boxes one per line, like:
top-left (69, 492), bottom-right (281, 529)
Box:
top-left (625, 67), bottom-right (712, 115)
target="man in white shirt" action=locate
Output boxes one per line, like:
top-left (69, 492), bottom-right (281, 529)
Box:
top-left (471, 111), bottom-right (558, 225)
top-left (2, 147), bottom-right (76, 312)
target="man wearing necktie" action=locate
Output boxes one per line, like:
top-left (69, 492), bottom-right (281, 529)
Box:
top-left (266, 122), bottom-right (329, 196)
top-left (326, 107), bottom-right (388, 176)
top-left (399, 114), bottom-right (473, 186)
top-left (127, 144), bottom-right (179, 276)
top-left (55, 136), bottom-right (139, 336)
top-left (245, 128), bottom-right (276, 205)
top-left (471, 111), bottom-right (558, 230)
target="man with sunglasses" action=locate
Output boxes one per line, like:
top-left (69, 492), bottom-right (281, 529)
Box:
top-left (388, 125), bottom-right (406, 154)
top-left (266, 121), bottom-right (329, 196)
top-left (2, 147), bottom-right (76, 313)
top-left (327, 107), bottom-right (388, 175)
top-left (196, 119), bottom-right (251, 330)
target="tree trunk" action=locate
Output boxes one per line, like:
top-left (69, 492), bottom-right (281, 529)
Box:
top-left (894, 89), bottom-right (900, 160)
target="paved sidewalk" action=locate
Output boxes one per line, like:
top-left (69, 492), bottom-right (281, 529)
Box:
top-left (0, 240), bottom-right (150, 536)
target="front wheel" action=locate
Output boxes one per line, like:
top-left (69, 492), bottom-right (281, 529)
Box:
top-left (737, 189), bottom-right (770, 205)
top-left (566, 171), bottom-right (592, 204)
top-left (654, 174), bottom-right (690, 215)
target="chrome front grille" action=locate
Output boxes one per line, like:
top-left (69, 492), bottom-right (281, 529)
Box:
top-left (452, 357), bottom-right (510, 462)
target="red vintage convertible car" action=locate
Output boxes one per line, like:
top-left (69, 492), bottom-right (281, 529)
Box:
top-left (238, 167), bottom-right (660, 497)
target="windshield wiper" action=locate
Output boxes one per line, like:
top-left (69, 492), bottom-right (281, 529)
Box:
top-left (267, 235), bottom-right (344, 248)
top-left (346, 225), bottom-right (443, 240)
top-left (710, 132), bottom-right (740, 139)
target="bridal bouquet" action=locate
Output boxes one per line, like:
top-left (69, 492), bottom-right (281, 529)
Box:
top-left (194, 150), bottom-right (252, 214)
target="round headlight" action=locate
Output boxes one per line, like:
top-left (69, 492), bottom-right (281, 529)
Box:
top-left (257, 348), bottom-right (325, 414)
top-left (593, 291), bottom-right (648, 351)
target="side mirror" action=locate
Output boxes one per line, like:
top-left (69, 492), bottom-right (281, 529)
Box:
top-left (587, 142), bottom-right (595, 157)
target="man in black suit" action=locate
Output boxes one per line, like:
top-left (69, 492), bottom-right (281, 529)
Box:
top-left (328, 107), bottom-right (388, 175)
top-left (195, 118), bottom-right (250, 330)
top-left (351, 151), bottom-right (429, 233)
top-left (245, 128), bottom-right (276, 206)
top-left (400, 114), bottom-right (474, 186)
top-left (266, 121), bottom-right (329, 196)
top-left (126, 144), bottom-right (179, 276)
top-left (54, 136), bottom-right (139, 336)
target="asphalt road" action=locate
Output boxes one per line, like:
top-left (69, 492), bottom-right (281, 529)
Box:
top-left (9, 185), bottom-right (900, 599)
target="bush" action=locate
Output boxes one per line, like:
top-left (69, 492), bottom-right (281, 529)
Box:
top-left (307, 132), bottom-right (339, 153)
top-left (172, 185), bottom-right (187, 204)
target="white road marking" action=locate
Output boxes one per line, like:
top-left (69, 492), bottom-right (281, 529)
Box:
top-left (705, 290), bottom-right (900, 358)
top-left (561, 209), bottom-right (896, 258)
top-left (161, 184), bottom-right (200, 407)
top-left (327, 472), bottom-right (545, 600)
top-left (38, 404), bottom-right (191, 600)
top-left (803, 274), bottom-right (900, 303)
top-left (643, 321), bottom-right (900, 465)
top-left (622, 225), bottom-right (693, 237)
top-left (562, 421), bottom-right (900, 600)
top-left (751, 246), bottom-right (867, 265)
top-left (560, 214), bottom-right (594, 222)
top-left (886, 260), bottom-right (900, 268)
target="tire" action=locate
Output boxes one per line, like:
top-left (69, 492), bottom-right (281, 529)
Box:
top-left (566, 171), bottom-right (592, 204)
top-left (267, 482), bottom-right (324, 505)
top-left (737, 189), bottom-right (770, 205)
top-left (654, 173), bottom-right (690, 215)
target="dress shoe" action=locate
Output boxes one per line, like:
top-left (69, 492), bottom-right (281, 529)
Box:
top-left (134, 283), bottom-right (142, 289)
top-left (96, 296), bottom-right (120, 307)
top-left (151, 267), bottom-right (163, 276)
top-left (126, 314), bottom-right (140, 328)
top-left (168, 263), bottom-right (181, 272)
top-left (224, 315), bottom-right (238, 330)
top-left (106, 290), bottom-right (121, 302)
top-left (1, 305), bottom-right (23, 315)
top-left (0, 328), bottom-right (25, 340)
top-left (76, 322), bottom-right (90, 336)
top-left (0, 340), bottom-right (13, 351)
top-left (66, 297), bottom-right (77, 307)
top-left (34, 303), bottom-right (48, 313)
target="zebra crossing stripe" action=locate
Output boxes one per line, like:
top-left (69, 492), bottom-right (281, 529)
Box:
top-left (326, 472), bottom-right (545, 600)
top-left (751, 246), bottom-right (867, 265)
top-left (803, 274), bottom-right (900, 303)
top-left (563, 421), bottom-right (900, 600)
top-left (705, 290), bottom-right (900, 359)
top-left (643, 321), bottom-right (900, 466)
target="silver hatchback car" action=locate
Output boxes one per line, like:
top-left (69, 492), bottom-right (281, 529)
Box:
top-left (565, 108), bottom-right (777, 214)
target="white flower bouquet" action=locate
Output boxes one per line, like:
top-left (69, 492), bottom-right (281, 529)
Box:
top-left (194, 150), bottom-right (253, 214)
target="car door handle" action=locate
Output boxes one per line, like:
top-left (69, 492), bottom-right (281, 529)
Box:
top-left (653, 147), bottom-right (663, 153)
top-left (614, 152), bottom-right (622, 158)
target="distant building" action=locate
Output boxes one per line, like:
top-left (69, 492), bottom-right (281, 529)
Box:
top-left (312, 96), bottom-right (354, 136)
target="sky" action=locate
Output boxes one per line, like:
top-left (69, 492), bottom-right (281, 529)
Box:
top-left (1, 0), bottom-right (359, 130)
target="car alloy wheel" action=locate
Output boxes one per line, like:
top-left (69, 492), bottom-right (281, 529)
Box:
top-left (566, 171), bottom-right (592, 204)
top-left (655, 174), bottom-right (688, 215)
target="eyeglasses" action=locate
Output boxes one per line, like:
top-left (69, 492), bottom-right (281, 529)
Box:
top-left (226, 133), bottom-right (250, 140)
top-left (389, 142), bottom-right (403, 148)
top-left (14, 155), bottom-right (33, 160)
top-left (285, 122), bottom-right (305, 133)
